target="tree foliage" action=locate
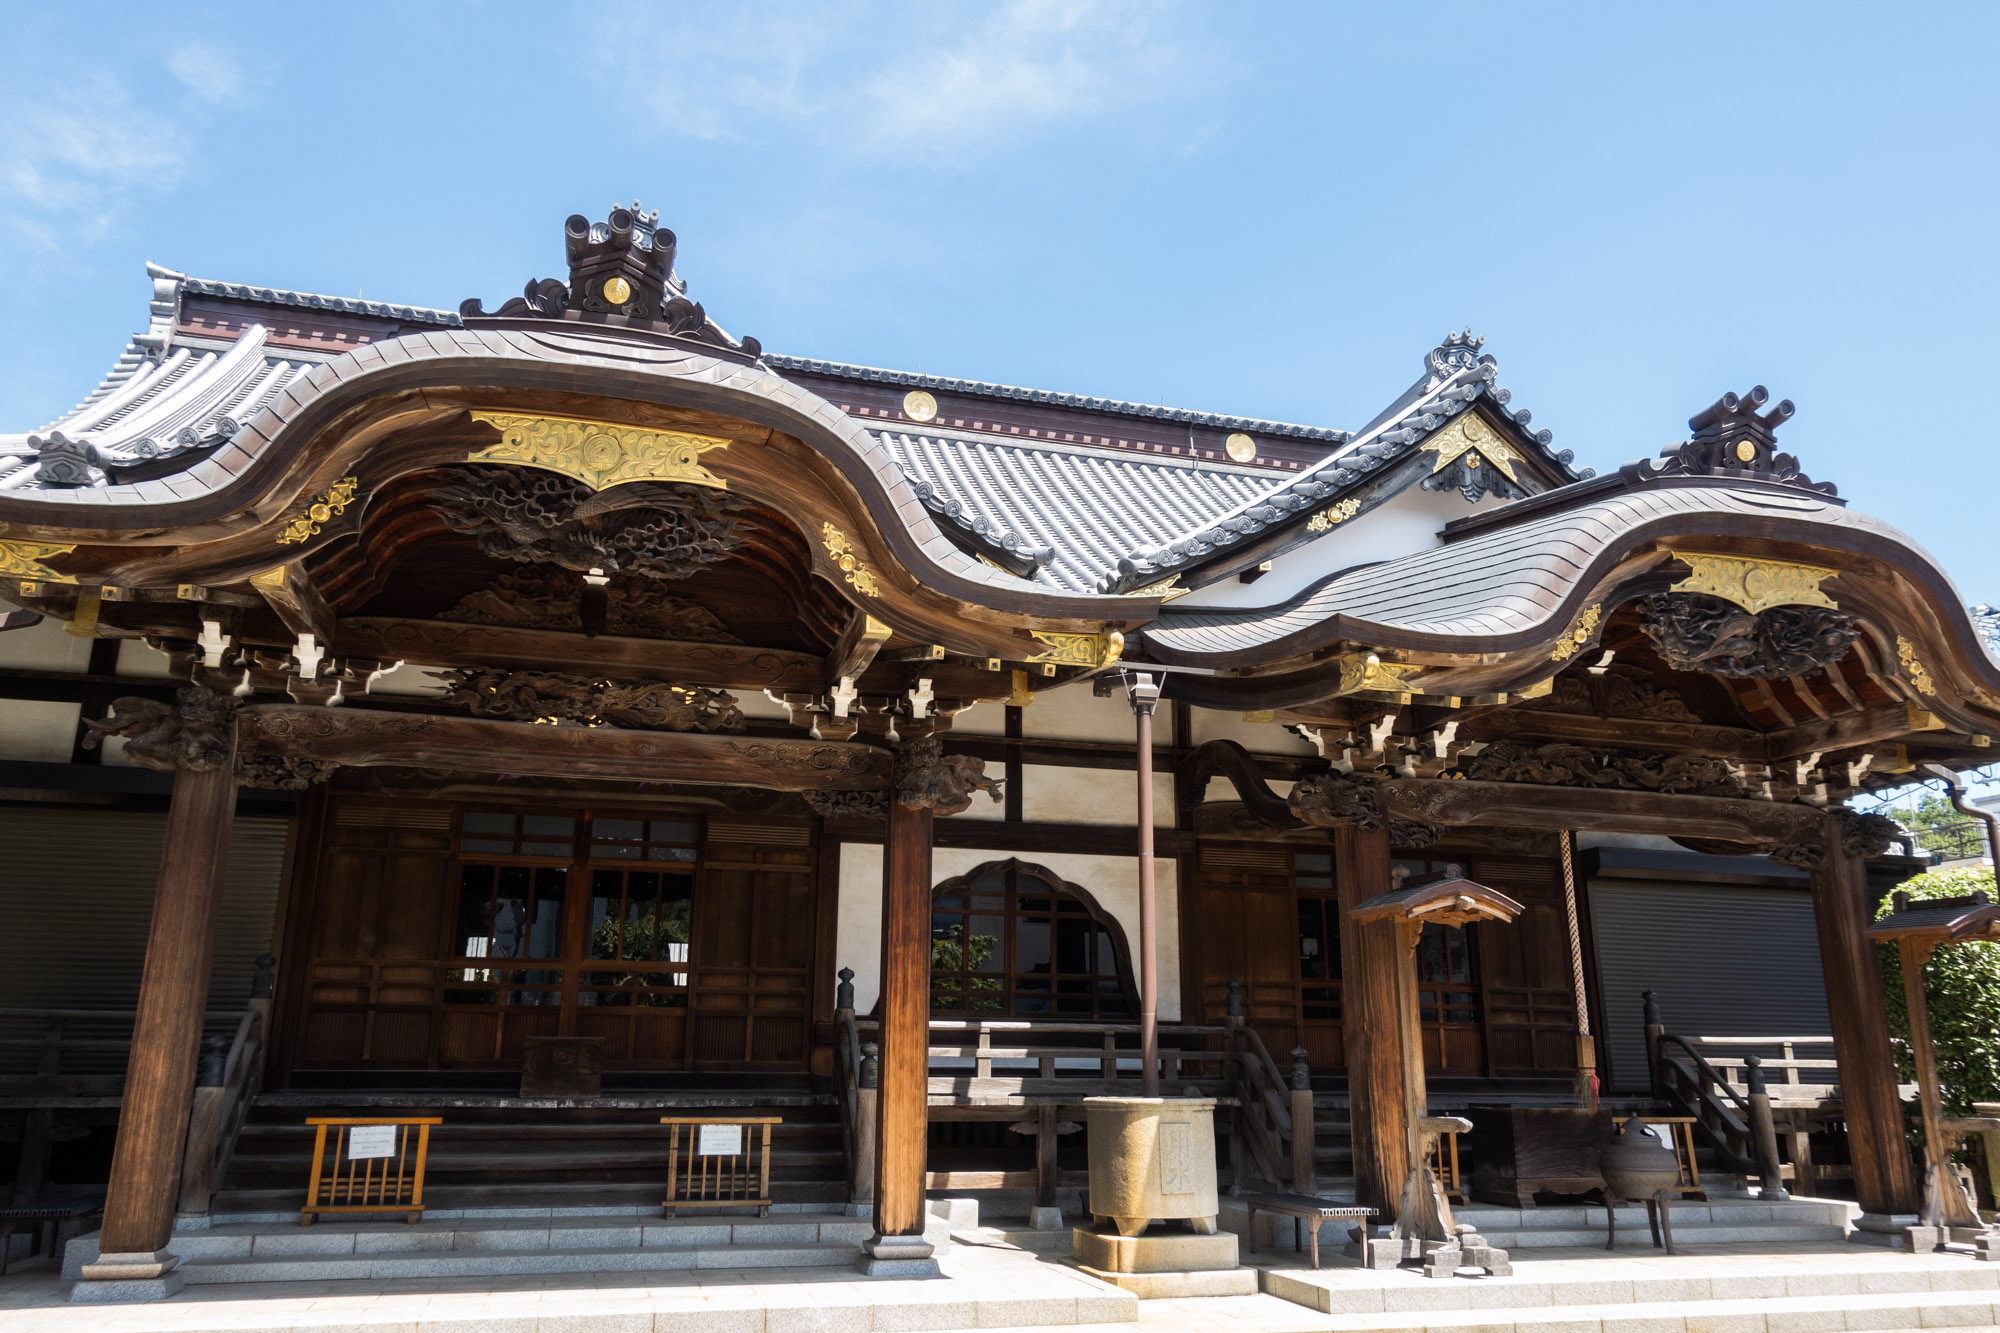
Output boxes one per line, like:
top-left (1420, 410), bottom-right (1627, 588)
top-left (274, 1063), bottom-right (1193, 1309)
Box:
top-left (1875, 793), bottom-right (1988, 861)
top-left (1877, 865), bottom-right (2000, 1118)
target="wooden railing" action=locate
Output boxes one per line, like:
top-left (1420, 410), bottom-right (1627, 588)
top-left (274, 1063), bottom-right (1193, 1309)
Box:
top-left (177, 995), bottom-right (273, 1217)
top-left (1643, 992), bottom-right (1857, 1196)
top-left (832, 968), bottom-right (876, 1205)
top-left (1224, 1007), bottom-right (1297, 1190)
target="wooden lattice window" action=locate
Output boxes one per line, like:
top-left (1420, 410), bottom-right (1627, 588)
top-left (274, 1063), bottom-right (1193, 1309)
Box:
top-left (929, 862), bottom-right (1135, 1020)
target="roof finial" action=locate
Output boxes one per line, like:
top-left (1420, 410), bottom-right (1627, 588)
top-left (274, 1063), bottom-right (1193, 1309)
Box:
top-left (1426, 328), bottom-right (1487, 380)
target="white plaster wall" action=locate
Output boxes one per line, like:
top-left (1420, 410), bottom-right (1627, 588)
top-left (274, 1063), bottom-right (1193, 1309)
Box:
top-left (367, 663), bottom-right (451, 698)
top-left (834, 841), bottom-right (1181, 1021)
top-left (115, 638), bottom-right (178, 679)
top-left (1021, 764), bottom-right (1174, 827)
top-left (1204, 775), bottom-right (1295, 804)
top-left (0, 699), bottom-right (81, 762)
top-left (0, 602), bottom-right (91, 672)
top-left (1020, 682), bottom-right (1129, 744)
top-left (1189, 708), bottom-right (1316, 756)
top-left (737, 689), bottom-right (789, 722)
top-left (1173, 485), bottom-right (1508, 611)
top-left (952, 699), bottom-right (1004, 737)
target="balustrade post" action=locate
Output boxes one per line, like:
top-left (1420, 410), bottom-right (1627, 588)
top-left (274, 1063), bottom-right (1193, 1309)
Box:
top-left (1290, 1047), bottom-right (1317, 1195)
top-left (836, 966), bottom-right (856, 1015)
top-left (1642, 990), bottom-right (1665, 1100)
top-left (1745, 1055), bottom-right (1790, 1201)
top-left (853, 1042), bottom-right (879, 1207)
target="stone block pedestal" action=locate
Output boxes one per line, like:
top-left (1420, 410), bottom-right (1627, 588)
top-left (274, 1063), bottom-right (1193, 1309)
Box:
top-left (71, 1250), bottom-right (185, 1303)
top-left (1071, 1224), bottom-right (1257, 1298)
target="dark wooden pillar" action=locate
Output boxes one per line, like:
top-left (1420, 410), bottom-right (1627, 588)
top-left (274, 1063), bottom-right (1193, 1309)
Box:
top-left (1333, 822), bottom-right (1410, 1217)
top-left (97, 752), bottom-right (239, 1262)
top-left (1809, 837), bottom-right (1918, 1218)
top-left (867, 795), bottom-right (934, 1259)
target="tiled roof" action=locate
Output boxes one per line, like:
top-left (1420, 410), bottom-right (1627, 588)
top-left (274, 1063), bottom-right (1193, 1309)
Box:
top-left (1139, 482), bottom-right (1891, 662)
top-left (766, 354), bottom-right (1353, 443)
top-left (883, 429), bottom-right (1273, 592)
top-left (1105, 332), bottom-right (1594, 592)
top-left (177, 273), bottom-right (462, 327)
top-left (0, 324), bottom-right (317, 490)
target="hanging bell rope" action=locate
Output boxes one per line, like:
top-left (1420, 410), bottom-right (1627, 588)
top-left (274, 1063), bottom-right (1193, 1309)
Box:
top-left (1559, 830), bottom-right (1600, 1108)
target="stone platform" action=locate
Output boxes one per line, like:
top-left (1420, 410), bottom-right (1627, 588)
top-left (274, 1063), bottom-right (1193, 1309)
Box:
top-left (1072, 1224), bottom-right (1258, 1298)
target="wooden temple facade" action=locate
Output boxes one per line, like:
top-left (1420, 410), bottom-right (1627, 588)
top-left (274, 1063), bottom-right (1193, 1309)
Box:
top-left (3, 203), bottom-right (1998, 1282)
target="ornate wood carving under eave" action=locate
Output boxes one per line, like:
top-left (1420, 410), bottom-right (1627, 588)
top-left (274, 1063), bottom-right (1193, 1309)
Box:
top-left (238, 706), bottom-right (890, 792)
top-left (1288, 770), bottom-right (1385, 830)
top-left (803, 789), bottom-right (890, 820)
top-left (439, 669), bottom-right (744, 732)
top-left (1453, 739), bottom-right (1749, 798)
top-left (1380, 779), bottom-right (1827, 845)
top-left (82, 685), bottom-right (239, 772)
top-left (430, 466), bottom-right (742, 582)
top-left (335, 618), bottom-right (825, 693)
top-left (893, 736), bottom-right (1003, 815)
top-left (465, 411), bottom-right (732, 492)
top-left (1640, 592), bottom-right (1860, 679)
top-left (1768, 807), bottom-right (1904, 871)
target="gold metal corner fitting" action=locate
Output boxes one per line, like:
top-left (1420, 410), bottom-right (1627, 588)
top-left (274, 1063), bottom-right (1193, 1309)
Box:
top-left (1027, 629), bottom-right (1124, 670)
top-left (821, 524), bottom-right (881, 597)
top-left (1550, 603), bottom-right (1602, 662)
top-left (1334, 651), bottom-right (1424, 696)
top-left (0, 540), bottom-right (79, 583)
top-left (1420, 413), bottom-right (1521, 482)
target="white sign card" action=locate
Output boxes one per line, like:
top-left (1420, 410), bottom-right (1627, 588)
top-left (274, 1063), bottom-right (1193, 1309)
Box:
top-left (697, 1123), bottom-right (744, 1157)
top-left (347, 1124), bottom-right (399, 1160)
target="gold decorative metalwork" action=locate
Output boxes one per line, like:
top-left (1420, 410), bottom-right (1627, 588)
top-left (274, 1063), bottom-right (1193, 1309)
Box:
top-left (1307, 497), bottom-right (1363, 533)
top-left (65, 588), bottom-right (100, 639)
top-left (1516, 678), bottom-right (1555, 700)
top-left (1898, 635), bottom-right (1938, 697)
top-left (0, 540), bottom-right (78, 583)
top-left (602, 276), bottom-right (632, 306)
top-left (1027, 630), bottom-right (1124, 669)
top-left (1225, 432), bottom-right (1257, 462)
top-left (249, 566), bottom-right (288, 592)
top-left (1734, 440), bottom-right (1758, 463)
top-left (1420, 413), bottom-right (1521, 482)
top-left (1550, 603), bottom-right (1602, 662)
top-left (276, 477), bottom-right (359, 545)
top-left (1668, 550), bottom-right (1836, 615)
top-left (467, 411), bottom-right (730, 492)
top-left (1241, 710), bottom-right (1276, 724)
top-left (902, 390), bottom-right (938, 423)
top-left (1128, 574), bottom-right (1188, 601)
top-left (821, 523), bottom-right (881, 597)
top-left (1334, 651), bottom-right (1424, 696)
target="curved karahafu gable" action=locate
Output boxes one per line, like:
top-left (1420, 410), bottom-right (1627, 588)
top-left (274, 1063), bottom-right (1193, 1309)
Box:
top-left (0, 310), bottom-right (1164, 661)
top-left (1140, 422), bottom-right (2000, 740)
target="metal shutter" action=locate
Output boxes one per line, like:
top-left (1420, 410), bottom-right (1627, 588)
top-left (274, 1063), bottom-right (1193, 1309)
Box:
top-left (1589, 879), bottom-right (1831, 1092)
top-left (0, 807), bottom-right (290, 1013)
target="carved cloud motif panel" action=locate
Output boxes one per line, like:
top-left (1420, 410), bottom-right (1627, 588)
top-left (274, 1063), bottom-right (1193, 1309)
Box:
top-left (430, 466), bottom-right (742, 582)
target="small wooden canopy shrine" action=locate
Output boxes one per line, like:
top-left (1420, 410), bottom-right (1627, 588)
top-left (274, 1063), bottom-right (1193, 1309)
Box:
top-left (1355, 867), bottom-right (1523, 1278)
top-left (1868, 888), bottom-right (2000, 1256)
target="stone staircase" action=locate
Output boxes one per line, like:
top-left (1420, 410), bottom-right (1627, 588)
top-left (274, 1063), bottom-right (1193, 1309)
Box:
top-left (211, 1094), bottom-right (847, 1214)
top-left (1223, 1194), bottom-right (1852, 1252)
top-left (67, 1210), bottom-right (876, 1285)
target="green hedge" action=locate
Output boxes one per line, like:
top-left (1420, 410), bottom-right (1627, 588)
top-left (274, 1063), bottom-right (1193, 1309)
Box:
top-left (1877, 866), bottom-right (2000, 1118)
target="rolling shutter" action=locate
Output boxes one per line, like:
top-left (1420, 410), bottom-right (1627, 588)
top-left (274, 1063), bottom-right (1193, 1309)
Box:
top-left (0, 807), bottom-right (290, 1015)
top-left (1589, 878), bottom-right (1830, 1092)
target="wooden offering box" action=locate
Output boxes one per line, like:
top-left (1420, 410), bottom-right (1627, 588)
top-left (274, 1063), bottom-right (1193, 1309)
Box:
top-left (1465, 1105), bottom-right (1613, 1208)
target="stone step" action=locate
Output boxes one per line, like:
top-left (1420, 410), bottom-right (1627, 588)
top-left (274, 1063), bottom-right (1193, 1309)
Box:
top-left (172, 1239), bottom-right (864, 1284)
top-left (1259, 1249), bottom-right (1999, 1315)
top-left (64, 1214), bottom-right (876, 1279)
top-left (1269, 1288), bottom-right (2000, 1332)
top-left (1223, 1197), bottom-right (1853, 1253)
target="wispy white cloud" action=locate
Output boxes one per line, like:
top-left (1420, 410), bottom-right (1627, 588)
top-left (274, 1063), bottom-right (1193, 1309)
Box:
top-left (600, 0), bottom-right (1216, 161)
top-left (0, 75), bottom-right (187, 250)
top-left (167, 41), bottom-right (250, 108)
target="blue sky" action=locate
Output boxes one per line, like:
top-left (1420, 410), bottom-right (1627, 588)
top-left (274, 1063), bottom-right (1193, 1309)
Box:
top-left (2, 2), bottom-right (1995, 608)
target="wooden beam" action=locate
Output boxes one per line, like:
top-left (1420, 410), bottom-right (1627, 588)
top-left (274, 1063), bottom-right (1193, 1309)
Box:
top-left (1455, 709), bottom-right (1767, 761)
top-left (96, 747), bottom-right (239, 1266)
top-left (1809, 833), bottom-right (1920, 1218)
top-left (827, 612), bottom-right (893, 690)
top-left (1334, 822), bottom-right (1409, 1218)
top-left (238, 706), bottom-right (890, 792)
top-left (249, 563), bottom-right (333, 643)
top-left (335, 618), bottom-right (826, 693)
top-left (872, 798), bottom-right (933, 1240)
top-left (1765, 701), bottom-right (1917, 761)
top-left (1382, 779), bottom-right (1826, 845)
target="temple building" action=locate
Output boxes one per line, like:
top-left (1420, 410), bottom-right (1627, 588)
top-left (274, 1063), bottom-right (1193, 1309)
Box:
top-left (1, 202), bottom-right (1994, 1295)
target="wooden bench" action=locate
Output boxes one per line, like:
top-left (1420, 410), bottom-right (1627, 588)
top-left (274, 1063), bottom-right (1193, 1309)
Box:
top-left (1239, 1192), bottom-right (1376, 1270)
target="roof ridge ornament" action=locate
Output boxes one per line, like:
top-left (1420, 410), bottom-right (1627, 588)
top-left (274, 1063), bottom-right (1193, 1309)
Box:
top-left (459, 202), bottom-right (759, 357)
top-left (1624, 385), bottom-right (1838, 497)
top-left (1426, 328), bottom-right (1487, 383)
